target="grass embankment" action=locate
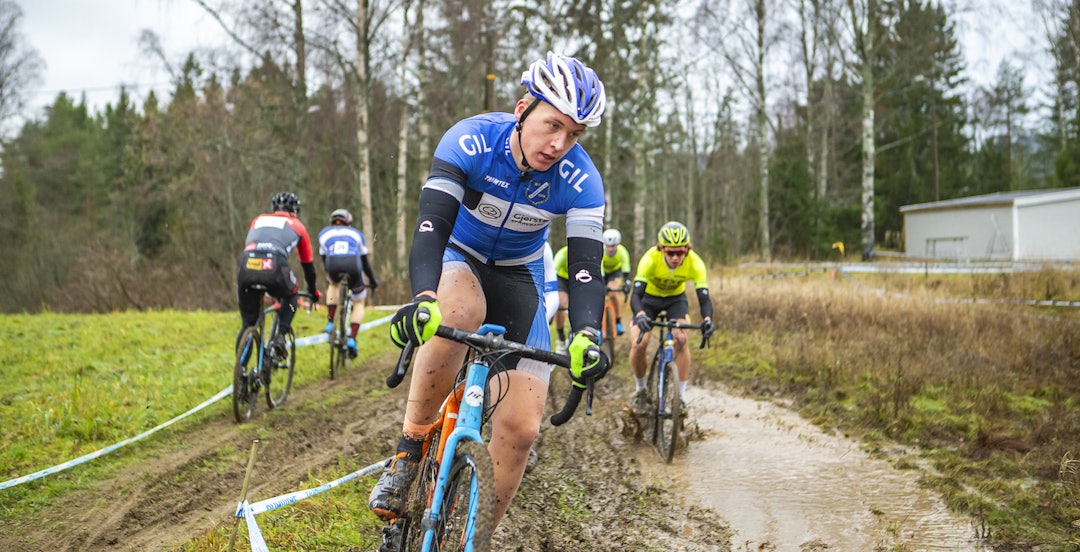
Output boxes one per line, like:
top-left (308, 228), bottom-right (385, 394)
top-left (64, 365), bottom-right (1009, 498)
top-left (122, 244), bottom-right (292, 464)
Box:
top-left (0, 308), bottom-right (385, 531)
top-left (702, 266), bottom-right (1080, 550)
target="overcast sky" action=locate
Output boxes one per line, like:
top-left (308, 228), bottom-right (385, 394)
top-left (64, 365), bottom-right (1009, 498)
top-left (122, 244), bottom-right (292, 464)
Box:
top-left (20, 0), bottom-right (224, 121)
top-left (17, 1), bottom-right (1053, 123)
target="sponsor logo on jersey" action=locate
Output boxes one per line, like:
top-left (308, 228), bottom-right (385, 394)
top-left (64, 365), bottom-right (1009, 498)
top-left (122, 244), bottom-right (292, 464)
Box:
top-left (510, 211), bottom-right (547, 227)
top-left (525, 180), bottom-right (551, 205)
top-left (418, 220), bottom-right (435, 232)
top-left (574, 268), bottom-right (594, 284)
top-left (246, 257), bottom-right (272, 270)
top-left (483, 175), bottom-right (510, 189)
top-left (559, 159), bottom-right (592, 192)
top-left (458, 133), bottom-right (492, 156)
top-left (477, 203), bottom-right (503, 219)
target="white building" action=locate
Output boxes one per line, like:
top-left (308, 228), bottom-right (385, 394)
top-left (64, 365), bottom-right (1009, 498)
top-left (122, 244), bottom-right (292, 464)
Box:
top-left (900, 188), bottom-right (1080, 261)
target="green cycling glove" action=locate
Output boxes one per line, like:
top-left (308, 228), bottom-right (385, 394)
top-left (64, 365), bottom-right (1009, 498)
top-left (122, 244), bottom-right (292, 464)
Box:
top-left (389, 295), bottom-right (442, 349)
top-left (567, 329), bottom-right (610, 388)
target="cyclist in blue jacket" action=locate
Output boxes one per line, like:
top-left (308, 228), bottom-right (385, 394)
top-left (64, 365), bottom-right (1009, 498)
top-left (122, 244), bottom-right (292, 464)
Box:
top-left (371, 52), bottom-right (611, 528)
top-left (318, 208), bottom-right (378, 357)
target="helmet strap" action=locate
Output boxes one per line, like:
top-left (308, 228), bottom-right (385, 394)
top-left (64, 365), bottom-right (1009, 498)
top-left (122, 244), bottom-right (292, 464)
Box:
top-left (515, 98), bottom-right (542, 173)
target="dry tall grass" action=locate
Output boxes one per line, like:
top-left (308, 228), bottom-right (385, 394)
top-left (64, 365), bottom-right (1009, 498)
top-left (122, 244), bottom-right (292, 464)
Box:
top-left (700, 266), bottom-right (1080, 547)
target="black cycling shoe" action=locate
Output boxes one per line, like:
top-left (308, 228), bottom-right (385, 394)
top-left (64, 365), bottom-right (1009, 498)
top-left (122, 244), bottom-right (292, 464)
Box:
top-left (369, 452), bottom-right (419, 520)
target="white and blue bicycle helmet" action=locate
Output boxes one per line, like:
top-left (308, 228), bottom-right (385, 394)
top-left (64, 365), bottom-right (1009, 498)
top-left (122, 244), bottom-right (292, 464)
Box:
top-left (520, 51), bottom-right (606, 128)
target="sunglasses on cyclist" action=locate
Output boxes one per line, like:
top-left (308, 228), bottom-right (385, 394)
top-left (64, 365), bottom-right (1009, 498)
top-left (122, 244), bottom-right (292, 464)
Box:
top-left (662, 247), bottom-right (689, 258)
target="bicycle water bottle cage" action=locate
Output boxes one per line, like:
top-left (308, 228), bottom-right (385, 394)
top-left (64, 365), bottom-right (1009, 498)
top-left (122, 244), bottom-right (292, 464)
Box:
top-left (476, 324), bottom-right (506, 336)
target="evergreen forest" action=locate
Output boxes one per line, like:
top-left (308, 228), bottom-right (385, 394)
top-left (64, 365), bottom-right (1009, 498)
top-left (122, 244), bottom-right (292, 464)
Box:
top-left (2, 0), bottom-right (1079, 313)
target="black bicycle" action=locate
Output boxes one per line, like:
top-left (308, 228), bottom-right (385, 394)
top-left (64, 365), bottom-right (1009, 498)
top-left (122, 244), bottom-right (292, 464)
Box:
top-left (327, 274), bottom-right (353, 379)
top-left (232, 288), bottom-right (314, 423)
top-left (636, 314), bottom-right (709, 462)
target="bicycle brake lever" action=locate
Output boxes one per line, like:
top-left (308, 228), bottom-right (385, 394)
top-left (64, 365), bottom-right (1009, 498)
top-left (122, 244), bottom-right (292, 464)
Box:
top-left (585, 379), bottom-right (595, 416)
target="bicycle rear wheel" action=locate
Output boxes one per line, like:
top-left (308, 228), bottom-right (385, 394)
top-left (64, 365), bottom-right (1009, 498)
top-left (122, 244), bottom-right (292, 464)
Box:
top-left (233, 327), bottom-right (260, 423)
top-left (656, 361), bottom-right (683, 463)
top-left (431, 440), bottom-right (494, 552)
top-left (330, 286), bottom-right (351, 379)
top-left (266, 326), bottom-right (295, 409)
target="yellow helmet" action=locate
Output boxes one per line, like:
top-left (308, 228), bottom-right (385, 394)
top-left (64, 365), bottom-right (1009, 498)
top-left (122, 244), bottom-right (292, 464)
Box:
top-left (657, 221), bottom-right (690, 248)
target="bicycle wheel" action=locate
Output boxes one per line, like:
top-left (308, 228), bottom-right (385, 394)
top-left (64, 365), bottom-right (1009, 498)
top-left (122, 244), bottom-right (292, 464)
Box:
top-left (601, 299), bottom-right (617, 368)
top-left (431, 440), bottom-right (495, 552)
top-left (639, 342), bottom-right (662, 441)
top-left (656, 361), bottom-right (683, 463)
top-left (329, 294), bottom-right (349, 379)
top-left (391, 427), bottom-right (444, 552)
top-left (266, 326), bottom-right (295, 409)
top-left (233, 327), bottom-right (260, 423)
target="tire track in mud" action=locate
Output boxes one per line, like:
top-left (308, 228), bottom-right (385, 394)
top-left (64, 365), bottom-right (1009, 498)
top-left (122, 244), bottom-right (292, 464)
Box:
top-left (1, 351), bottom-right (403, 552)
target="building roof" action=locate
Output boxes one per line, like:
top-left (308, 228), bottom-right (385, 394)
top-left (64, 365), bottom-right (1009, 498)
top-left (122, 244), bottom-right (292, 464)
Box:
top-left (900, 187), bottom-right (1080, 214)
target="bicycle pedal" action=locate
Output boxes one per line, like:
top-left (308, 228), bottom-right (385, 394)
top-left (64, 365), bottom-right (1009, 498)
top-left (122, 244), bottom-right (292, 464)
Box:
top-left (379, 520), bottom-right (405, 551)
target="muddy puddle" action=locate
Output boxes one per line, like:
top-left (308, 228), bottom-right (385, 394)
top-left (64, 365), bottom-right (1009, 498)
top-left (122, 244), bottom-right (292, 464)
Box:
top-left (635, 385), bottom-right (992, 551)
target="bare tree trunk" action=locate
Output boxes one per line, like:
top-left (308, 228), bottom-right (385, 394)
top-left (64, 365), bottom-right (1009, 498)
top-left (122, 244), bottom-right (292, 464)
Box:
top-left (633, 134), bottom-right (648, 255)
top-left (859, 57), bottom-right (875, 260)
top-left (604, 98), bottom-right (613, 226)
top-left (292, 0), bottom-right (306, 103)
top-left (754, 0), bottom-right (770, 261)
top-left (395, 0), bottom-right (417, 270)
top-left (849, 0), bottom-right (878, 261)
top-left (355, 0), bottom-right (374, 249)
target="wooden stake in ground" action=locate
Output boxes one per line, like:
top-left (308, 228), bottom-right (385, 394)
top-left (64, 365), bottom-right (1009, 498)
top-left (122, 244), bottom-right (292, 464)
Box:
top-left (228, 439), bottom-right (260, 552)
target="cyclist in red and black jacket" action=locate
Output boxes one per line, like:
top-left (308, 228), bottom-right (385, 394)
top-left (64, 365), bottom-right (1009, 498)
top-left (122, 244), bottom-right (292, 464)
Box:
top-left (235, 192), bottom-right (321, 349)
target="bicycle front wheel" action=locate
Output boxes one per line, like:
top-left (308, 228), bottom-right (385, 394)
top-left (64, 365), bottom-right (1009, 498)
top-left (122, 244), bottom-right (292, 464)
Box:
top-left (602, 300), bottom-right (617, 369)
top-left (266, 328), bottom-right (295, 409)
top-left (431, 440), bottom-right (495, 552)
top-left (233, 327), bottom-right (260, 423)
top-left (656, 361), bottom-right (683, 463)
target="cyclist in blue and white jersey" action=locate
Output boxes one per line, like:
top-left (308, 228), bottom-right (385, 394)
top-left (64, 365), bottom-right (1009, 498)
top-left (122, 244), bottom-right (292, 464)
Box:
top-left (318, 208), bottom-right (378, 357)
top-left (371, 52), bottom-right (611, 528)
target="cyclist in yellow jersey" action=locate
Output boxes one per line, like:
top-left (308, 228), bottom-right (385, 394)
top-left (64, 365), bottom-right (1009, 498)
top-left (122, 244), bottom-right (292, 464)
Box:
top-left (600, 229), bottom-right (632, 334)
top-left (552, 245), bottom-right (570, 354)
top-left (628, 221), bottom-right (715, 415)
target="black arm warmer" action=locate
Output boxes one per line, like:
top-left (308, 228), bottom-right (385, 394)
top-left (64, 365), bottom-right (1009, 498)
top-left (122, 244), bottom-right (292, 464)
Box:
top-left (302, 261), bottom-right (318, 292)
top-left (408, 188), bottom-right (459, 295)
top-left (629, 280), bottom-right (647, 314)
top-left (566, 236), bottom-right (605, 333)
top-left (696, 288), bottom-right (714, 319)
top-left (361, 254), bottom-right (377, 285)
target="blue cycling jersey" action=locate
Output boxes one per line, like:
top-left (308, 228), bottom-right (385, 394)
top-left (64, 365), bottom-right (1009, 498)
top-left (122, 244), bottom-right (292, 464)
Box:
top-left (318, 226), bottom-right (369, 258)
top-left (424, 112), bottom-right (605, 266)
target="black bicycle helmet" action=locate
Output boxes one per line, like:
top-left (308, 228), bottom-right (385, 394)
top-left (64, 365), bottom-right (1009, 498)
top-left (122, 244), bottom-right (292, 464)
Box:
top-left (329, 208), bottom-right (353, 225)
top-left (271, 192), bottom-right (301, 214)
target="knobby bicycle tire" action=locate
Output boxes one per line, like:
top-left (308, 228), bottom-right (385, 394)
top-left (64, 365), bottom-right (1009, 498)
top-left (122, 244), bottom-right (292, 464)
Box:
top-left (392, 426), bottom-right (444, 552)
top-left (602, 299), bottom-right (617, 369)
top-left (265, 320), bottom-right (295, 409)
top-left (329, 287), bottom-right (350, 379)
top-left (433, 440), bottom-right (495, 552)
top-left (656, 360), bottom-right (682, 463)
top-left (233, 326), bottom-right (261, 423)
top-left (643, 342), bottom-right (663, 442)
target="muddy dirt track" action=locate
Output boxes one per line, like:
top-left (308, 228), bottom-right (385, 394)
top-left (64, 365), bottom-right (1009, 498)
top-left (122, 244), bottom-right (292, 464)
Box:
top-left (0, 345), bottom-right (734, 552)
